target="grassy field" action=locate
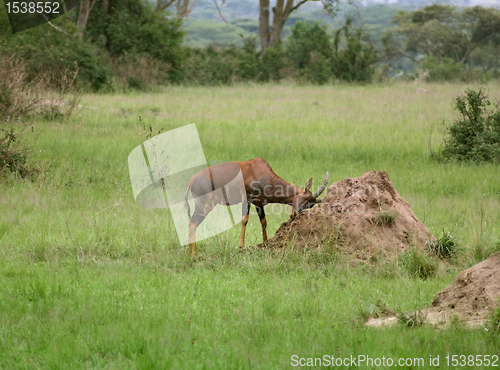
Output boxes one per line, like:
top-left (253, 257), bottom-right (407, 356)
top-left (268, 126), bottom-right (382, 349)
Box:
top-left (1, 82), bottom-right (499, 368)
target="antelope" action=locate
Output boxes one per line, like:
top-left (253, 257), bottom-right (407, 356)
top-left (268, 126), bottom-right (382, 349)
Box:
top-left (184, 158), bottom-right (329, 256)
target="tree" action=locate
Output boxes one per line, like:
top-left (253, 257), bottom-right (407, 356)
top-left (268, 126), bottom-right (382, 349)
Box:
top-left (77, 0), bottom-right (96, 40)
top-left (383, 5), bottom-right (500, 68)
top-left (157, 0), bottom-right (348, 49)
top-left (258, 0), bottom-right (342, 50)
top-left (156, 0), bottom-right (198, 18)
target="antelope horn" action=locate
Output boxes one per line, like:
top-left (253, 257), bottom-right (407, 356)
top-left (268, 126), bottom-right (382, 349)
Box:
top-left (312, 171), bottom-right (329, 199)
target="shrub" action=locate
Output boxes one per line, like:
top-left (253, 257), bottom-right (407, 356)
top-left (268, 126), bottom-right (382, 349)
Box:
top-left (261, 41), bottom-right (286, 82)
top-left (112, 53), bottom-right (171, 90)
top-left (0, 55), bottom-right (81, 178)
top-left (85, 0), bottom-right (185, 83)
top-left (1, 20), bottom-right (111, 91)
top-left (440, 88), bottom-right (500, 163)
top-left (331, 18), bottom-right (379, 83)
top-left (182, 45), bottom-right (239, 85)
top-left (0, 56), bottom-right (40, 178)
top-left (287, 21), bottom-right (333, 83)
top-left (421, 56), bottom-right (466, 81)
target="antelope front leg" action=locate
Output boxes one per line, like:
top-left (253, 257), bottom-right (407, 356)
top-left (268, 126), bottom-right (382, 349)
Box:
top-left (255, 203), bottom-right (267, 242)
top-left (239, 213), bottom-right (249, 250)
top-left (188, 221), bottom-right (198, 257)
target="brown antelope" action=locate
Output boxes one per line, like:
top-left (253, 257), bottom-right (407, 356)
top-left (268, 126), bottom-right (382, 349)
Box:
top-left (184, 158), bottom-right (329, 256)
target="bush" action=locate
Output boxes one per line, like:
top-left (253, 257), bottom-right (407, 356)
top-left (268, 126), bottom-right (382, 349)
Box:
top-left (0, 56), bottom-right (40, 178)
top-left (112, 53), bottom-right (171, 90)
top-left (85, 0), bottom-right (185, 83)
top-left (261, 41), bottom-right (286, 82)
top-left (286, 19), bottom-right (379, 84)
top-left (181, 38), bottom-right (287, 85)
top-left (440, 88), bottom-right (500, 163)
top-left (331, 18), bottom-right (379, 83)
top-left (0, 55), bottom-right (81, 178)
top-left (287, 21), bottom-right (333, 83)
top-left (182, 45), bottom-right (239, 85)
top-left (1, 18), bottom-right (111, 91)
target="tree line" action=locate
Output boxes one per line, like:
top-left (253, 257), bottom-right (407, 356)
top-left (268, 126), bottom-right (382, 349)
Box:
top-left (1, 0), bottom-right (499, 90)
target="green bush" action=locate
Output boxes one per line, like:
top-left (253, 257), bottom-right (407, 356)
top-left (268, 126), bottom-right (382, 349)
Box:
top-left (421, 56), bottom-right (465, 81)
top-left (1, 19), bottom-right (110, 91)
top-left (181, 38), bottom-right (287, 85)
top-left (331, 18), bottom-right (379, 83)
top-left (85, 0), bottom-right (185, 83)
top-left (286, 19), bottom-right (378, 84)
top-left (441, 88), bottom-right (500, 163)
top-left (261, 41), bottom-right (286, 82)
top-left (182, 45), bottom-right (239, 85)
top-left (287, 21), bottom-right (333, 83)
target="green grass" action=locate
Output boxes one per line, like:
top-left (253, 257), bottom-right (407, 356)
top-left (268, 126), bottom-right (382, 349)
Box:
top-left (1, 82), bottom-right (500, 368)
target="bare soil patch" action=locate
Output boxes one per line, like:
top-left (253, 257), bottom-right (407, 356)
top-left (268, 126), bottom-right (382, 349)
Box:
top-left (259, 171), bottom-right (434, 261)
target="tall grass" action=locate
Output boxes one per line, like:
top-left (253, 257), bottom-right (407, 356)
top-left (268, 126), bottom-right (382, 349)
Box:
top-left (1, 82), bottom-right (499, 368)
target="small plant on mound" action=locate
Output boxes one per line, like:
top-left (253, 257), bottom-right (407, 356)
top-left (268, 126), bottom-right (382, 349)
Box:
top-left (440, 88), bottom-right (500, 163)
top-left (376, 211), bottom-right (398, 226)
top-left (428, 231), bottom-right (457, 260)
top-left (399, 247), bottom-right (437, 279)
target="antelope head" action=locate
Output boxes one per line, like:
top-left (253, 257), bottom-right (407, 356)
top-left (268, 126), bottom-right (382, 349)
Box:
top-left (290, 171), bottom-right (329, 218)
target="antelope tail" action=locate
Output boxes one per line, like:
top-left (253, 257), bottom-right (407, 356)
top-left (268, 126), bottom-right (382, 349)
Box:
top-left (185, 185), bottom-right (191, 219)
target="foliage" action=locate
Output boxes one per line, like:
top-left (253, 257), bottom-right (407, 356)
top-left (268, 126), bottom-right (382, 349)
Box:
top-left (331, 18), bottom-right (379, 83)
top-left (181, 37), bottom-right (286, 85)
top-left (399, 248), bottom-right (437, 279)
top-left (0, 56), bottom-right (38, 178)
top-left (0, 8), bottom-right (110, 91)
top-left (287, 20), bottom-right (378, 84)
top-left (112, 53), bottom-right (171, 90)
top-left (384, 5), bottom-right (500, 81)
top-left (420, 56), bottom-right (465, 81)
top-left (0, 54), bottom-right (81, 178)
top-left (84, 0), bottom-right (185, 82)
top-left (441, 88), bottom-right (500, 163)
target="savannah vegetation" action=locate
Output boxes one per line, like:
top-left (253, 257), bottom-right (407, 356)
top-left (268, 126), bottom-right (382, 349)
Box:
top-left (1, 83), bottom-right (500, 367)
top-left (2, 1), bottom-right (500, 89)
top-left (1, 0), bottom-right (500, 367)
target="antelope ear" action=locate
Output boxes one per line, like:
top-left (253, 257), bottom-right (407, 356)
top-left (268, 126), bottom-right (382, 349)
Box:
top-left (304, 178), bottom-right (313, 192)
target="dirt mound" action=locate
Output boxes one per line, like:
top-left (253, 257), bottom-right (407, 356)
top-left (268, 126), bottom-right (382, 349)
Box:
top-left (424, 253), bottom-right (500, 327)
top-left (366, 253), bottom-right (500, 328)
top-left (260, 171), bottom-right (434, 260)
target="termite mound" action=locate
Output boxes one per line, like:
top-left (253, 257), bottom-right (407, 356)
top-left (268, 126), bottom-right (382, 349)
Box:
top-left (366, 252), bottom-right (500, 328)
top-left (259, 170), bottom-right (434, 262)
